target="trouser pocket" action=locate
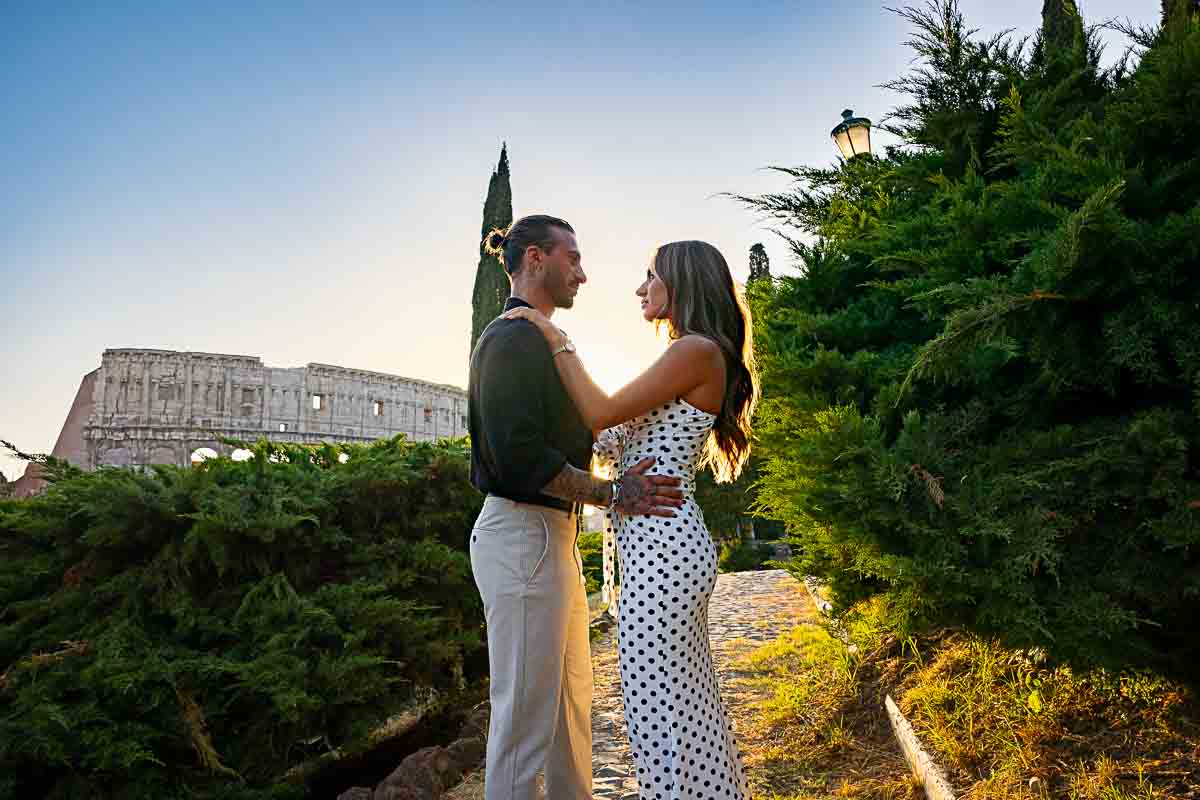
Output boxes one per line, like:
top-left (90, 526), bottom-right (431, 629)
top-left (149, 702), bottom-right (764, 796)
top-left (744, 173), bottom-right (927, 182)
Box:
top-left (523, 514), bottom-right (552, 587)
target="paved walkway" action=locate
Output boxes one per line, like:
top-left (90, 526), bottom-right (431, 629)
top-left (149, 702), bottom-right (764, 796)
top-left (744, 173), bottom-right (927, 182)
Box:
top-left (591, 568), bottom-right (812, 800)
top-left (443, 568), bottom-right (812, 800)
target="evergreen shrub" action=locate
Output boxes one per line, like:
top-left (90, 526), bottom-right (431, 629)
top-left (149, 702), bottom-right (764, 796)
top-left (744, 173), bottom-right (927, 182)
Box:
top-left (717, 540), bottom-right (771, 574)
top-left (0, 436), bottom-right (484, 799)
top-left (740, 2), bottom-right (1200, 673)
top-left (577, 531), bottom-right (604, 594)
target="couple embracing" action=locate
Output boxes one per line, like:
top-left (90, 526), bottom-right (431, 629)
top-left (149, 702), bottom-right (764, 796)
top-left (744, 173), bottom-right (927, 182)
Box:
top-left (467, 214), bottom-right (758, 800)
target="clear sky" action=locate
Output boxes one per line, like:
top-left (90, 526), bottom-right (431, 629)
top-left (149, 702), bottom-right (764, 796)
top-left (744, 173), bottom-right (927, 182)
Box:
top-left (0, 1), bottom-right (1158, 481)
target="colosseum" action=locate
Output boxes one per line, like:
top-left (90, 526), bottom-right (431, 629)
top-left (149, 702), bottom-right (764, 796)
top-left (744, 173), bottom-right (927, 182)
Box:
top-left (11, 348), bottom-right (467, 495)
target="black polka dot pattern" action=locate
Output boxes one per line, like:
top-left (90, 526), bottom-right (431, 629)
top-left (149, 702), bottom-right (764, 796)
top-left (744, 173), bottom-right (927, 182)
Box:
top-left (594, 399), bottom-right (750, 799)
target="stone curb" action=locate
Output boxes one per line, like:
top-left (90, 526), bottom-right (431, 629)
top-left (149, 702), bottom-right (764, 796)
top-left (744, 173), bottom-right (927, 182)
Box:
top-left (885, 694), bottom-right (958, 800)
top-left (803, 577), bottom-right (956, 800)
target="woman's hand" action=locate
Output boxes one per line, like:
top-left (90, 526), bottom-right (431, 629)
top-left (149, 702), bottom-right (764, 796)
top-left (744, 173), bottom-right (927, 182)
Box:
top-left (501, 307), bottom-right (568, 350)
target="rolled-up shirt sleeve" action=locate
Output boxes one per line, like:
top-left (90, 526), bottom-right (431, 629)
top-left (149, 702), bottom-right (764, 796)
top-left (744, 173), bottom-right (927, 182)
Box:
top-left (476, 325), bottom-right (567, 494)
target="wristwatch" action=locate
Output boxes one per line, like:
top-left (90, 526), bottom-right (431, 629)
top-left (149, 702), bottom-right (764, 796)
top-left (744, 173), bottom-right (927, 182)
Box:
top-left (550, 339), bottom-right (576, 358)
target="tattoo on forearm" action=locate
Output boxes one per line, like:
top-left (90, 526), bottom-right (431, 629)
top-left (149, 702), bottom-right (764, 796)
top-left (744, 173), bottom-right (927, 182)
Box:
top-left (542, 463), bottom-right (613, 507)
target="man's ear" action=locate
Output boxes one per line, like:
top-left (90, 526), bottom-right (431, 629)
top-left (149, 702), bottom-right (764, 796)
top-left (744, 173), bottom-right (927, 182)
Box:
top-left (524, 244), bottom-right (542, 275)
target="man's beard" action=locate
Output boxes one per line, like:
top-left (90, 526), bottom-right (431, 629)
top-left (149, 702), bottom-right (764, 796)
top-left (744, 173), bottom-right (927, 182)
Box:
top-left (550, 277), bottom-right (576, 308)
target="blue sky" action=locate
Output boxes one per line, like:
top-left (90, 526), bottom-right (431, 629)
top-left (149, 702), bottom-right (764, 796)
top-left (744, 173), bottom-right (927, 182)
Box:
top-left (0, 1), bottom-right (1159, 480)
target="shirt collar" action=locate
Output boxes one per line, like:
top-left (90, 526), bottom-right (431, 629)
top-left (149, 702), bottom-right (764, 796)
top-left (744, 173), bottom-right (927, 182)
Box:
top-left (504, 296), bottom-right (534, 312)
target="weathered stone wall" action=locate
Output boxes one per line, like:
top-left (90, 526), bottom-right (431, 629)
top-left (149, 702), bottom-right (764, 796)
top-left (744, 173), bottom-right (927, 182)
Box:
top-left (86, 349), bottom-right (468, 468)
top-left (10, 349), bottom-right (467, 493)
top-left (9, 368), bottom-right (99, 497)
top-left (56, 368), bottom-right (99, 467)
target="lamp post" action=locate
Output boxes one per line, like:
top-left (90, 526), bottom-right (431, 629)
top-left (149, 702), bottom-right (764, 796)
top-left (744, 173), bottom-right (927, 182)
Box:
top-left (831, 109), bottom-right (872, 159)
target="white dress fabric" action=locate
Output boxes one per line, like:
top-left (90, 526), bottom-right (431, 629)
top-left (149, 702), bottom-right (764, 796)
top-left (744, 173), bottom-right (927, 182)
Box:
top-left (595, 398), bottom-right (750, 800)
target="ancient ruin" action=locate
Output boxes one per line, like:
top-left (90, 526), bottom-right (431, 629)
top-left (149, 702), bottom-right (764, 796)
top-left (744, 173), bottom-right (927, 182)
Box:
top-left (11, 348), bottom-right (467, 496)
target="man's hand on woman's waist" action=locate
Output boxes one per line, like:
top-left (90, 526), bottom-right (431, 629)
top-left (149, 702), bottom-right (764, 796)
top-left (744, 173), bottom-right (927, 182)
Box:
top-left (541, 457), bottom-right (683, 517)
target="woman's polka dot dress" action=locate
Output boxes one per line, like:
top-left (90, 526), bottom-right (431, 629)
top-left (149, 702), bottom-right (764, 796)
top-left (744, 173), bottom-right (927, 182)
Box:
top-left (595, 398), bottom-right (750, 800)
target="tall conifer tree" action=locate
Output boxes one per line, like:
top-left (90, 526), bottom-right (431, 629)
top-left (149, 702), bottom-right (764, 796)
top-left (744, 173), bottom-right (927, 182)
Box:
top-left (1039, 0), bottom-right (1084, 53)
top-left (1162, 0), bottom-right (1200, 26)
top-left (748, 243), bottom-right (771, 285)
top-left (470, 144), bottom-right (513, 355)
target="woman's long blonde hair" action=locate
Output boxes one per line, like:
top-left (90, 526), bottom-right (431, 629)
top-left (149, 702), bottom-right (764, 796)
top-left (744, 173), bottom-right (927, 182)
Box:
top-left (653, 241), bottom-right (759, 483)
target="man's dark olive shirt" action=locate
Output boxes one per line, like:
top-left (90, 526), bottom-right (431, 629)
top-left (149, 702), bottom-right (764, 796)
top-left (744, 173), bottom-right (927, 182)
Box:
top-left (468, 297), bottom-right (594, 512)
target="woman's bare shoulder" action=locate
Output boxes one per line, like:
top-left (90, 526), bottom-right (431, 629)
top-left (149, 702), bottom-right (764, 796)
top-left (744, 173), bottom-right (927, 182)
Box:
top-left (669, 334), bottom-right (724, 361)
top-left (665, 335), bottom-right (726, 383)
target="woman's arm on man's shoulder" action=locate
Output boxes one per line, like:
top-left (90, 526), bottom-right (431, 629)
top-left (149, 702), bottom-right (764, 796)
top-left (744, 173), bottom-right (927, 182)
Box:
top-left (556, 334), bottom-right (724, 430)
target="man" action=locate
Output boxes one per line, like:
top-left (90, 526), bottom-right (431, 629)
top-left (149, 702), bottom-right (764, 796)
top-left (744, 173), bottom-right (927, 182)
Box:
top-left (468, 214), bottom-right (683, 800)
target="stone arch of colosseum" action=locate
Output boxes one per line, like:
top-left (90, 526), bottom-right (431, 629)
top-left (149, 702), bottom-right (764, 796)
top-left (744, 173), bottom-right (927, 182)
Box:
top-left (12, 348), bottom-right (467, 495)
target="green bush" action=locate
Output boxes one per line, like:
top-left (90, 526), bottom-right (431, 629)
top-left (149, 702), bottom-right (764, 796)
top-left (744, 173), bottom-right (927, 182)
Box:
top-left (0, 436), bottom-right (485, 799)
top-left (694, 460), bottom-right (757, 542)
top-left (717, 540), bottom-right (771, 574)
top-left (740, 3), bottom-right (1200, 673)
top-left (577, 530), bottom-right (604, 594)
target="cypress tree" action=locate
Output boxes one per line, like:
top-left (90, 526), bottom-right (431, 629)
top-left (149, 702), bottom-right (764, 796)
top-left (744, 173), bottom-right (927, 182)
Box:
top-left (1163, 0), bottom-right (1200, 25)
top-left (747, 243), bottom-right (771, 285)
top-left (1039, 0), bottom-right (1084, 53)
top-left (470, 144), bottom-right (514, 356)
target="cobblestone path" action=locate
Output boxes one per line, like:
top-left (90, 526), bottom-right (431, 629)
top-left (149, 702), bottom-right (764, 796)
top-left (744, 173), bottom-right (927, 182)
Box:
top-left (591, 568), bottom-right (814, 800)
top-left (444, 568), bottom-right (814, 800)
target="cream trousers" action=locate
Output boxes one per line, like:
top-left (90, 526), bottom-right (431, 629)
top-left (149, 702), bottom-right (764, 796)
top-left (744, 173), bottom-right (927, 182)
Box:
top-left (469, 495), bottom-right (594, 800)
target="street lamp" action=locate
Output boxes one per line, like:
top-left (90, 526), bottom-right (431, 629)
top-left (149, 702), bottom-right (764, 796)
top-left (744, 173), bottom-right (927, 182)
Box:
top-left (831, 109), bottom-right (872, 159)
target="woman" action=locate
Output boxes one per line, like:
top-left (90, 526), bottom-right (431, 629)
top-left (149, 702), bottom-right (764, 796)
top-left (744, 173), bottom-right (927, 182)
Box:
top-left (502, 240), bottom-right (757, 800)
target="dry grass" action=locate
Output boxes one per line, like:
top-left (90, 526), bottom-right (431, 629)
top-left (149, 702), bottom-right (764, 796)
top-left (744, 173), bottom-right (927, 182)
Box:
top-left (442, 608), bottom-right (923, 800)
top-left (894, 632), bottom-right (1200, 799)
top-left (444, 596), bottom-right (1200, 800)
top-left (441, 770), bottom-right (484, 800)
top-left (441, 770), bottom-right (540, 799)
top-left (724, 622), bottom-right (922, 800)
top-left (732, 594), bottom-right (1200, 800)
